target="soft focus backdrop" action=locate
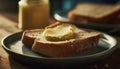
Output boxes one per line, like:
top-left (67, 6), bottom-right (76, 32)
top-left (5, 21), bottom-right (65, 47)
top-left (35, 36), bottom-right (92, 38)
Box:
top-left (0, 0), bottom-right (119, 14)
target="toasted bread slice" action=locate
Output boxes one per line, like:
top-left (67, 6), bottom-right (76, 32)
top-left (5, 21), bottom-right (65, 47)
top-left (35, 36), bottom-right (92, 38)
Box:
top-left (22, 22), bottom-right (100, 57)
top-left (32, 32), bottom-right (100, 57)
top-left (68, 3), bottom-right (120, 23)
top-left (21, 22), bottom-right (86, 48)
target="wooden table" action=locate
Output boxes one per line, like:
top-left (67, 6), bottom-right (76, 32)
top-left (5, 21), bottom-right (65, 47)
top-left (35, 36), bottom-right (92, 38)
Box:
top-left (0, 12), bottom-right (120, 69)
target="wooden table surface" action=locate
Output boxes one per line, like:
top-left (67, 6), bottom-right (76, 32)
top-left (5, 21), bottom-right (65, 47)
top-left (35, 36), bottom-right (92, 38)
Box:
top-left (0, 12), bottom-right (120, 69)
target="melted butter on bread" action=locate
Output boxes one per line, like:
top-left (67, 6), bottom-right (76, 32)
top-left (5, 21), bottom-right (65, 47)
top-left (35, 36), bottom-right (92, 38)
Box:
top-left (43, 24), bottom-right (75, 41)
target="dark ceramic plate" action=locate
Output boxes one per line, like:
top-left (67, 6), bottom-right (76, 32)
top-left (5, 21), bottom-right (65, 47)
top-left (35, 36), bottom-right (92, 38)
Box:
top-left (1, 30), bottom-right (117, 66)
top-left (54, 10), bottom-right (120, 33)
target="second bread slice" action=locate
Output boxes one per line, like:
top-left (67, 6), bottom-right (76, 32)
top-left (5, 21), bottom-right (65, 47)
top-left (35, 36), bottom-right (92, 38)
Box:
top-left (68, 3), bottom-right (120, 23)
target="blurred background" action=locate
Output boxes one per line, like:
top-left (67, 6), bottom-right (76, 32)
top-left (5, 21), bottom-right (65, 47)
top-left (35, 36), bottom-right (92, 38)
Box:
top-left (50, 0), bottom-right (120, 15)
top-left (0, 0), bottom-right (119, 14)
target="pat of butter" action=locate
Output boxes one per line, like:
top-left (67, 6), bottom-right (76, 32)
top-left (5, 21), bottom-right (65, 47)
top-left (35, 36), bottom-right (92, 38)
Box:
top-left (43, 25), bottom-right (74, 41)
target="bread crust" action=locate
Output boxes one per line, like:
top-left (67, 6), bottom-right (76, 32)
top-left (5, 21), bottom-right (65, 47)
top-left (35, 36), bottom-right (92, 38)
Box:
top-left (108, 13), bottom-right (120, 24)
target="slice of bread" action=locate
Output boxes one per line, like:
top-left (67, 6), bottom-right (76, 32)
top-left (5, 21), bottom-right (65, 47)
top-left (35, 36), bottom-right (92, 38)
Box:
top-left (21, 29), bottom-right (44, 48)
top-left (22, 22), bottom-right (100, 57)
top-left (21, 22), bottom-right (86, 48)
top-left (32, 32), bottom-right (100, 57)
top-left (68, 3), bottom-right (120, 23)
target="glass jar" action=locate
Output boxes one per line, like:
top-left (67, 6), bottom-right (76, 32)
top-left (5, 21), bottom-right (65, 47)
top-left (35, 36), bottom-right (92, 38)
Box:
top-left (18, 0), bottom-right (50, 30)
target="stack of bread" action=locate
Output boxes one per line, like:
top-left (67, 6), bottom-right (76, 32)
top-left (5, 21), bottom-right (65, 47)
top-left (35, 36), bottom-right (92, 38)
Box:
top-left (68, 3), bottom-right (120, 24)
top-left (21, 22), bottom-right (100, 57)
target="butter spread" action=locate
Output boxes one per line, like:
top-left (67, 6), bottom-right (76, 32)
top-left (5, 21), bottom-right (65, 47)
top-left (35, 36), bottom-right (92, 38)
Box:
top-left (43, 25), bottom-right (75, 41)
